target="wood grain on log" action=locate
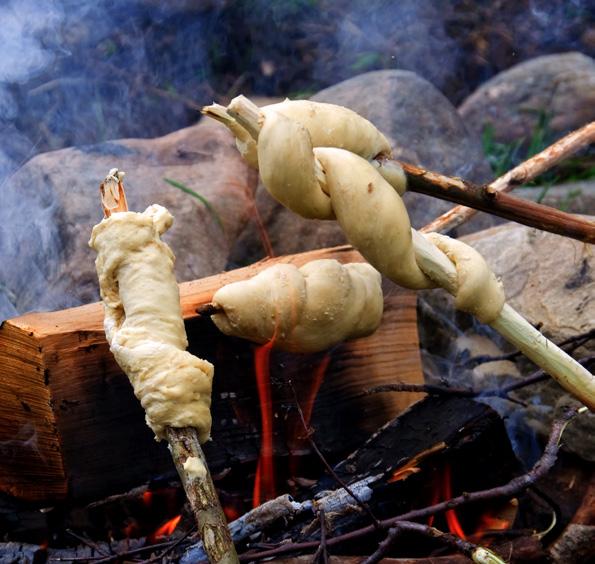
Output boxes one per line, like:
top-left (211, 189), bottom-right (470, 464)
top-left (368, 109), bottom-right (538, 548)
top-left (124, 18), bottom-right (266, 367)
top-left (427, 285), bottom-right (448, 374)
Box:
top-left (0, 245), bottom-right (422, 502)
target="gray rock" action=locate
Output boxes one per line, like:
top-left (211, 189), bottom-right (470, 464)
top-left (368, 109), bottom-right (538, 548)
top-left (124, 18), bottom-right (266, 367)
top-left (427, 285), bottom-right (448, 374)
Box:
top-left (419, 223), bottom-right (595, 461)
top-left (459, 52), bottom-right (595, 144)
top-left (462, 224), bottom-right (594, 342)
top-left (313, 70), bottom-right (492, 185)
top-left (0, 120), bottom-right (257, 319)
top-left (229, 70), bottom-right (493, 265)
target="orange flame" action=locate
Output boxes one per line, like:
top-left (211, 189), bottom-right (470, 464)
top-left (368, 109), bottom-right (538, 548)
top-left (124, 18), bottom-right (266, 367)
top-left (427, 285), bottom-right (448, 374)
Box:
top-left (301, 354), bottom-right (331, 427)
top-left (152, 515), bottom-right (182, 539)
top-left (470, 501), bottom-right (515, 544)
top-left (252, 201), bottom-right (274, 258)
top-left (253, 341), bottom-right (276, 507)
top-left (443, 464), bottom-right (466, 539)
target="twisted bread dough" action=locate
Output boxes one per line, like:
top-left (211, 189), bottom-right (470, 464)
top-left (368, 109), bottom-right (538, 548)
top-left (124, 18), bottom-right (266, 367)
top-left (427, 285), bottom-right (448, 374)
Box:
top-left (225, 98), bottom-right (392, 169)
top-left (211, 259), bottom-right (383, 353)
top-left (205, 96), bottom-right (595, 409)
top-left (89, 205), bottom-right (214, 442)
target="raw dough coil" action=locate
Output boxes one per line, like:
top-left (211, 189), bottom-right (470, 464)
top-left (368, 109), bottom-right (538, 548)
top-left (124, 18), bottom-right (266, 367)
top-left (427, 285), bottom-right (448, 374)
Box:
top-left (89, 205), bottom-right (214, 442)
top-left (211, 259), bottom-right (384, 353)
top-left (216, 98), bottom-right (505, 323)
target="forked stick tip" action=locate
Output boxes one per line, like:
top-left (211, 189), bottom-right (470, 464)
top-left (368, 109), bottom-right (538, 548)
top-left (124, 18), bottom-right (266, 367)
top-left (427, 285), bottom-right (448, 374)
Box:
top-left (100, 168), bottom-right (128, 217)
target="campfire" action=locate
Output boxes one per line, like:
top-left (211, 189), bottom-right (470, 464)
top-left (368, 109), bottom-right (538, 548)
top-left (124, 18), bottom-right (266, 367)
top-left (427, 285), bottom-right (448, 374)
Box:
top-left (1, 0), bottom-right (595, 555)
top-left (0, 88), bottom-right (593, 564)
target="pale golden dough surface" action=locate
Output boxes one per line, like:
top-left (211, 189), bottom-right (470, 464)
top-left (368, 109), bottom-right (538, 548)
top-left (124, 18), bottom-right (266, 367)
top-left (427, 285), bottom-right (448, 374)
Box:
top-left (425, 232), bottom-right (505, 324)
top-left (89, 205), bottom-right (213, 442)
top-left (258, 111), bottom-right (334, 219)
top-left (211, 259), bottom-right (384, 353)
top-left (263, 99), bottom-right (392, 160)
top-left (317, 147), bottom-right (434, 290)
top-left (229, 99), bottom-right (392, 166)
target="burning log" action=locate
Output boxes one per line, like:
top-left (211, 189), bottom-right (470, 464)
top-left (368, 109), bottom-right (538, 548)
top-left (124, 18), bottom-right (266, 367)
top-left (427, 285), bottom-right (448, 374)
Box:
top-left (0, 245), bottom-right (421, 502)
top-left (181, 396), bottom-right (520, 562)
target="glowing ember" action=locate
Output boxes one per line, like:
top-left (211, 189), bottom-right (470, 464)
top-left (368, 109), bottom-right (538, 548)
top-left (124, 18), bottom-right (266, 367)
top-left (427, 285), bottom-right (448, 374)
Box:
top-left (122, 521), bottom-right (138, 538)
top-left (223, 504), bottom-right (241, 522)
top-left (142, 490), bottom-right (153, 506)
top-left (253, 341), bottom-right (276, 507)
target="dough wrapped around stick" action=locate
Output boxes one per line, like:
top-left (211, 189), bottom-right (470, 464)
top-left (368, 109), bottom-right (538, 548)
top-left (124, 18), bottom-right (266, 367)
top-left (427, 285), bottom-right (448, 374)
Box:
top-left (211, 259), bottom-right (384, 353)
top-left (89, 204), bottom-right (214, 442)
top-left (203, 95), bottom-right (595, 412)
top-left (90, 171), bottom-right (237, 564)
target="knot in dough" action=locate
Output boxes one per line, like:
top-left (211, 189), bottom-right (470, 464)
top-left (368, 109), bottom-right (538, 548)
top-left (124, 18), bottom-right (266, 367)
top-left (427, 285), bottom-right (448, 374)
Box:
top-left (424, 233), bottom-right (505, 324)
top-left (89, 205), bottom-right (214, 442)
top-left (233, 99), bottom-right (395, 219)
top-left (211, 259), bottom-right (384, 353)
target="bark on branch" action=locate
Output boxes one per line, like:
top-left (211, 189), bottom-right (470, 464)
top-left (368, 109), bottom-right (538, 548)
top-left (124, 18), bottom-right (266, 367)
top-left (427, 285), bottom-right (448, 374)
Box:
top-left (421, 121), bottom-right (595, 236)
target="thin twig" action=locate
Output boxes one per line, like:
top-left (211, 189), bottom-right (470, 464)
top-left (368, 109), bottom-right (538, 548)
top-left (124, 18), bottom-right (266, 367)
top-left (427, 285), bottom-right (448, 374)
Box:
top-left (461, 328), bottom-right (594, 369)
top-left (365, 355), bottom-right (594, 401)
top-left (236, 407), bottom-right (580, 561)
top-left (360, 521), bottom-right (505, 564)
top-left (197, 303), bottom-right (224, 316)
top-left (65, 530), bottom-right (109, 557)
top-left (137, 526), bottom-right (198, 564)
top-left (421, 121), bottom-right (595, 235)
top-left (290, 381), bottom-right (382, 530)
top-left (359, 525), bottom-right (403, 564)
top-left (312, 508), bottom-right (329, 564)
top-left (89, 540), bottom-right (179, 563)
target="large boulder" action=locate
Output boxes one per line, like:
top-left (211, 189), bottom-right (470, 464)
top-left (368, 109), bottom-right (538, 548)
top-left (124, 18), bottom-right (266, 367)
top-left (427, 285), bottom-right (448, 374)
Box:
top-left (229, 70), bottom-right (493, 265)
top-left (0, 120), bottom-right (257, 319)
top-left (459, 52), bottom-right (595, 144)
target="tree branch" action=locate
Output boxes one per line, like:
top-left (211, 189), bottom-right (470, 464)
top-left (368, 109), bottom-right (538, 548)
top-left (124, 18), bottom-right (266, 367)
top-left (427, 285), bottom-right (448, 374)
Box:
top-left (420, 121), bottom-right (595, 235)
top-left (399, 160), bottom-right (595, 244)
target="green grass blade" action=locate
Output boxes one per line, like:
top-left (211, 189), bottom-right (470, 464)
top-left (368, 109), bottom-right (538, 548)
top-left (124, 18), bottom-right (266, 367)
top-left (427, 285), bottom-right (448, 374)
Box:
top-left (163, 177), bottom-right (224, 230)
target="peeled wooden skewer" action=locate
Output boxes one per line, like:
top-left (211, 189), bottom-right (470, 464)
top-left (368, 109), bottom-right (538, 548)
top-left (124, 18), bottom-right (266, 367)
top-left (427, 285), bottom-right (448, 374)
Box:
top-left (97, 170), bottom-right (238, 564)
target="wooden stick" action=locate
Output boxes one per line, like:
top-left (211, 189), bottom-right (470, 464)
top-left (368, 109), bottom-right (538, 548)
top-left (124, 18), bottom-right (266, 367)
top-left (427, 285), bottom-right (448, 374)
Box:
top-left (421, 121), bottom-right (595, 235)
top-left (395, 161), bottom-right (595, 244)
top-left (166, 428), bottom-right (237, 564)
top-left (98, 173), bottom-right (238, 564)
